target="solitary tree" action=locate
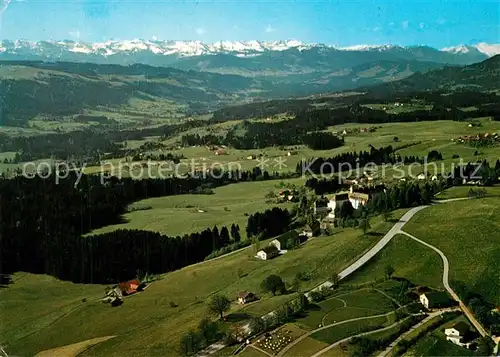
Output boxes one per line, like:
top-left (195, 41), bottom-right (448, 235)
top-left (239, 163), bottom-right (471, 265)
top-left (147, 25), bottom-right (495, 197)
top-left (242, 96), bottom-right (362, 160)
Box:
top-left (253, 236), bottom-right (262, 253)
top-left (230, 224), bottom-right (241, 242)
top-left (208, 294), bottom-right (231, 320)
top-left (219, 226), bottom-right (230, 247)
top-left (291, 276), bottom-right (301, 292)
top-left (261, 274), bottom-right (286, 296)
top-left (198, 317), bottom-right (218, 344)
top-left (382, 209), bottom-right (393, 222)
top-left (248, 317), bottom-right (266, 334)
top-left (179, 329), bottom-right (201, 356)
top-left (477, 336), bottom-right (493, 356)
top-left (385, 265), bottom-right (396, 279)
top-left (359, 215), bottom-right (371, 235)
top-left (331, 273), bottom-right (340, 288)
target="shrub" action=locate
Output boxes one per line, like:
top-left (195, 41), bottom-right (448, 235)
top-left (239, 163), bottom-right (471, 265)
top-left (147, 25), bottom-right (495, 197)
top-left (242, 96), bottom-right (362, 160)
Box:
top-left (309, 290), bottom-right (324, 303)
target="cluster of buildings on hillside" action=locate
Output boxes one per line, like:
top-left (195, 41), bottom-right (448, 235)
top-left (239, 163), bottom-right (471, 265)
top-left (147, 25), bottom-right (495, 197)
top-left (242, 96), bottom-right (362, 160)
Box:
top-left (102, 278), bottom-right (146, 306)
top-left (331, 126), bottom-right (379, 137)
top-left (255, 230), bottom-right (310, 260)
top-left (313, 184), bottom-right (378, 220)
top-left (453, 132), bottom-right (499, 145)
top-left (418, 288), bottom-right (500, 353)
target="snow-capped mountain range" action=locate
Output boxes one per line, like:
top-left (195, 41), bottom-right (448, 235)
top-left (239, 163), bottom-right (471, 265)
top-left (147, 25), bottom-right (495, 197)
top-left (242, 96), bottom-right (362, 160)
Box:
top-left (1, 39), bottom-right (499, 58)
top-left (441, 43), bottom-right (500, 57)
top-left (0, 39), bottom-right (498, 79)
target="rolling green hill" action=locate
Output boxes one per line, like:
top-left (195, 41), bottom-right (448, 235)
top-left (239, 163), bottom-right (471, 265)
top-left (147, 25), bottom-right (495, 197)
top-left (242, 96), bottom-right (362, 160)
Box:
top-left (0, 61), bottom-right (267, 126)
top-left (0, 58), bottom-right (464, 128)
top-left (366, 55), bottom-right (500, 95)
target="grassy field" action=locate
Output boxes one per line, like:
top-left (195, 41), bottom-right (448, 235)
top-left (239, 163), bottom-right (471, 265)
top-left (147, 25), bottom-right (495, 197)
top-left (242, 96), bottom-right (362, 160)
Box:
top-left (89, 178), bottom-right (305, 238)
top-left (362, 102), bottom-right (434, 114)
top-left (321, 290), bottom-right (396, 326)
top-left (294, 288), bottom-right (396, 330)
top-left (436, 185), bottom-right (500, 200)
top-left (344, 234), bottom-right (444, 289)
top-left (79, 117), bottom-right (500, 179)
top-left (321, 318), bottom-right (413, 357)
top-left (311, 314), bottom-right (394, 344)
top-left (239, 346), bottom-right (269, 357)
top-left (281, 336), bottom-right (329, 357)
top-left (0, 274), bottom-right (104, 349)
top-left (404, 334), bottom-right (475, 357)
top-left (405, 197), bottom-right (500, 302)
top-left (1, 209), bottom-right (406, 357)
top-left (5, 116), bottom-right (498, 181)
top-left (283, 312), bottom-right (398, 356)
top-left (404, 316), bottom-right (476, 357)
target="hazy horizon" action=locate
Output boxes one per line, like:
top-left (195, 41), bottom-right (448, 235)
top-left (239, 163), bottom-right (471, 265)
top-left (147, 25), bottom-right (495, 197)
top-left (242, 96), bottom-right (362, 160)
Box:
top-left (0, 0), bottom-right (498, 48)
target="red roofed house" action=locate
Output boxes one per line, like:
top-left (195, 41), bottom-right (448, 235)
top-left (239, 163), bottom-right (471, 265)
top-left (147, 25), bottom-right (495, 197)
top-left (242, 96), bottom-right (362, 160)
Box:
top-left (119, 279), bottom-right (141, 296)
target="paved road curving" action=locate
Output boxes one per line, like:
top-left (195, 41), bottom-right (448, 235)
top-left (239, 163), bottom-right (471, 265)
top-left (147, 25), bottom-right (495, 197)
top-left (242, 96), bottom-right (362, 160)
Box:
top-left (307, 197), bottom-right (470, 296)
top-left (278, 311), bottom-right (398, 357)
top-left (376, 307), bottom-right (461, 357)
top-left (306, 205), bottom-right (429, 296)
top-left (198, 197), bottom-right (477, 357)
top-left (399, 230), bottom-right (488, 338)
top-left (310, 317), bottom-right (417, 357)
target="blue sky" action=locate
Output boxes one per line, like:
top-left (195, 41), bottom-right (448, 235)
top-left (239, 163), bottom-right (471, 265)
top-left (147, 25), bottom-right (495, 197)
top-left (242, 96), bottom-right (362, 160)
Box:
top-left (0, 0), bottom-right (498, 47)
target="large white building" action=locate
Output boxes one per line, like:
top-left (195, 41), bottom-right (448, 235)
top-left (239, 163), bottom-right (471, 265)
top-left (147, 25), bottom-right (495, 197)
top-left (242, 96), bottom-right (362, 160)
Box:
top-left (326, 193), bottom-right (349, 219)
top-left (445, 322), bottom-right (471, 348)
top-left (324, 190), bottom-right (370, 219)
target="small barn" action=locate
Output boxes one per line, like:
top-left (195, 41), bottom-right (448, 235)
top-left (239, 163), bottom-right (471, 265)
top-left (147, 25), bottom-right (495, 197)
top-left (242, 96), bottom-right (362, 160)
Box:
top-left (119, 279), bottom-right (141, 296)
top-left (419, 291), bottom-right (453, 309)
top-left (270, 230), bottom-right (300, 251)
top-left (237, 291), bottom-right (256, 305)
top-left (256, 245), bottom-right (279, 260)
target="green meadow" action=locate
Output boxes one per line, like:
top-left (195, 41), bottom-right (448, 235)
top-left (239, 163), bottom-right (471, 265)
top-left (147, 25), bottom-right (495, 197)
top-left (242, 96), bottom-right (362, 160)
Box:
top-left (1, 209), bottom-right (406, 357)
top-left (89, 178), bottom-right (305, 238)
top-left (405, 196), bottom-right (500, 302)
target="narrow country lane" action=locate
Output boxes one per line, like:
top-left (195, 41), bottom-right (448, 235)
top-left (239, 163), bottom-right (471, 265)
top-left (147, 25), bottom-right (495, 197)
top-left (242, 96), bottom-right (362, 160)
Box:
top-left (398, 231), bottom-right (489, 338)
top-left (278, 311), bottom-right (399, 357)
top-left (198, 197), bottom-right (474, 357)
top-left (376, 307), bottom-right (461, 357)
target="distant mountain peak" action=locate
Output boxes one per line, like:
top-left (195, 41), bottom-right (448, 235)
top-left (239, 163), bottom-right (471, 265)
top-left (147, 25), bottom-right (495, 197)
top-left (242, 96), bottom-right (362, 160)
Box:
top-left (442, 43), bottom-right (500, 57)
top-left (0, 39), bottom-right (498, 59)
top-left (0, 39), bottom-right (495, 73)
top-left (337, 44), bottom-right (397, 51)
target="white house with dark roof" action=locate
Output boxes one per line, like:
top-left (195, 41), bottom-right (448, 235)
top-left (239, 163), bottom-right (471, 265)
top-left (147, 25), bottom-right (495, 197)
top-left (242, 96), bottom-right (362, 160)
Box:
top-left (445, 322), bottom-right (472, 348)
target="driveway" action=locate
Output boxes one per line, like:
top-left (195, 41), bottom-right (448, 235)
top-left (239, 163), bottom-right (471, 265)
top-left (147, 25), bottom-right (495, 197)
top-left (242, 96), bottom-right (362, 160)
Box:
top-left (399, 230), bottom-right (488, 338)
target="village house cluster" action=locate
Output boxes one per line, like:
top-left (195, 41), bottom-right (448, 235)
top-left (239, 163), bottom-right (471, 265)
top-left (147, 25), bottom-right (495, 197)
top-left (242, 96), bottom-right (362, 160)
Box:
top-left (314, 183), bottom-right (378, 220)
top-left (453, 132), bottom-right (500, 145)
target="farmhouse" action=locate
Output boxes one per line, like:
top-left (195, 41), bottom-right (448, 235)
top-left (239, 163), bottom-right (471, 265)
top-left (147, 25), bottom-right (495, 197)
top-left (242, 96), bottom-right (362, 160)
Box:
top-left (237, 291), bottom-right (256, 305)
top-left (445, 322), bottom-right (472, 348)
top-left (301, 228), bottom-right (313, 238)
top-left (326, 193), bottom-right (349, 219)
top-left (270, 230), bottom-right (300, 251)
top-left (493, 336), bottom-right (500, 355)
top-left (348, 191), bottom-right (370, 209)
top-left (279, 189), bottom-right (297, 202)
top-left (419, 291), bottom-right (452, 309)
top-left (119, 279), bottom-right (141, 296)
top-left (256, 245), bottom-right (279, 260)
top-left (417, 172), bottom-right (427, 180)
top-left (314, 196), bottom-right (330, 215)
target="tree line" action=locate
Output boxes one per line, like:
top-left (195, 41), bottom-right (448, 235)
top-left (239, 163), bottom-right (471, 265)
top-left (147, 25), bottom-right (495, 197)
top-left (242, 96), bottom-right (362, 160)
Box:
top-left (246, 208), bottom-right (292, 240)
top-left (0, 119), bottom-right (207, 162)
top-left (181, 123), bottom-right (345, 150)
top-left (0, 168), bottom-right (293, 283)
